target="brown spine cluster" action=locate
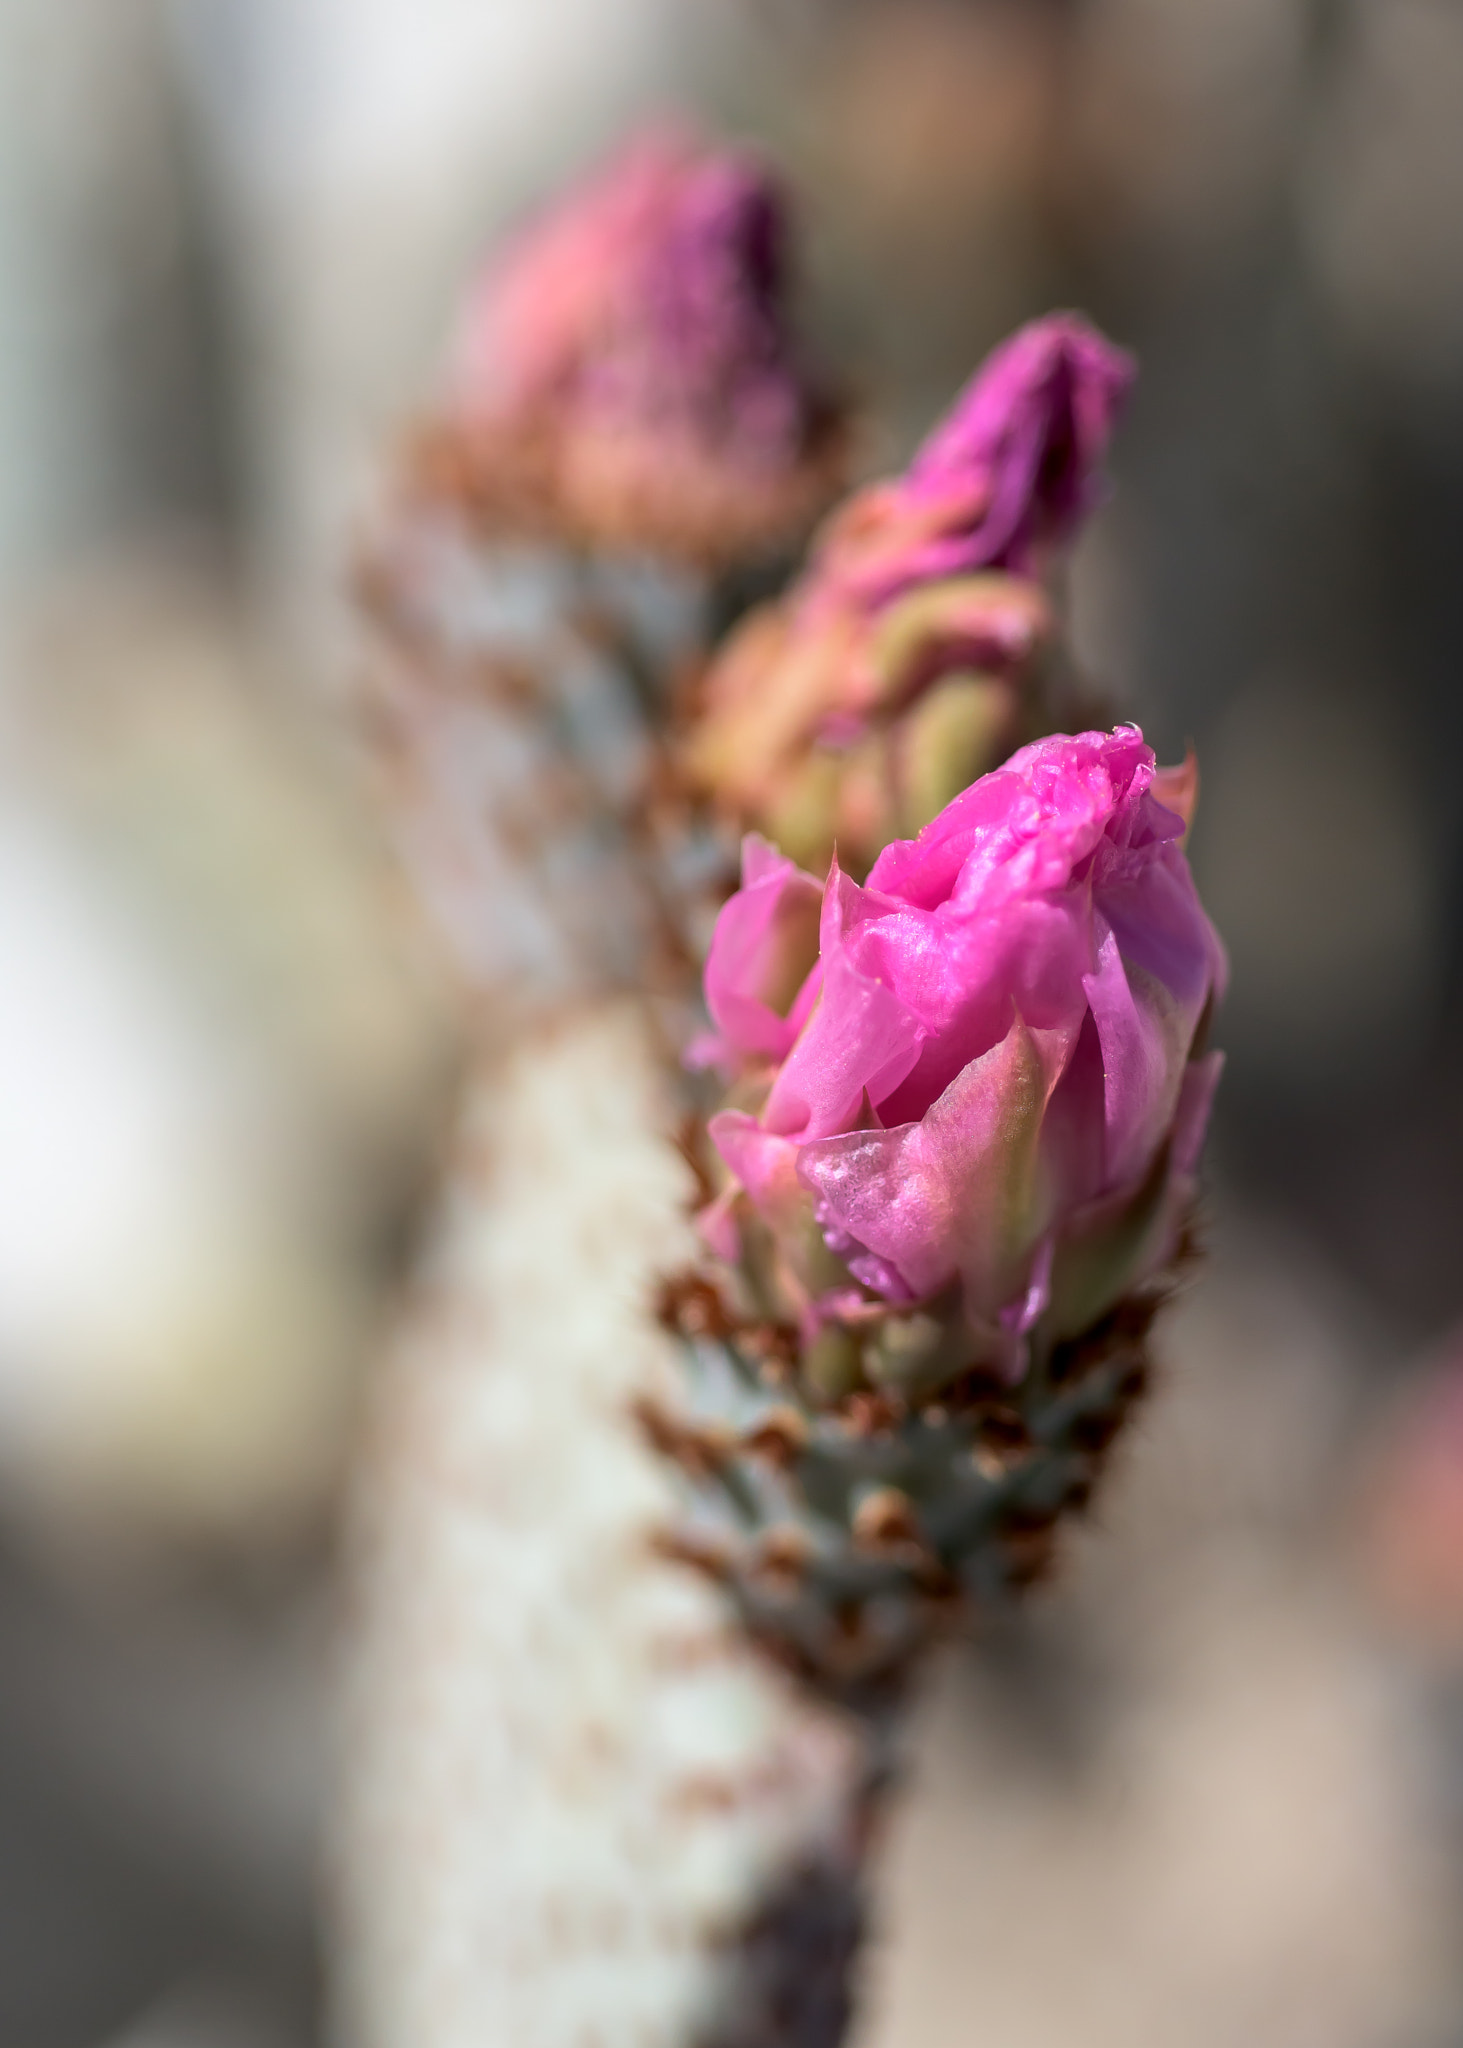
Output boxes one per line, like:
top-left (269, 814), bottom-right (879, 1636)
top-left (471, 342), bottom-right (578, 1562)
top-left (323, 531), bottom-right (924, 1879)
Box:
top-left (645, 1233), bottom-right (1196, 1706)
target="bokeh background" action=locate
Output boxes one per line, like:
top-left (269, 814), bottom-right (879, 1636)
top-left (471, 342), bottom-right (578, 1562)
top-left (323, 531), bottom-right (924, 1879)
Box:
top-left (3, 2), bottom-right (1463, 2043)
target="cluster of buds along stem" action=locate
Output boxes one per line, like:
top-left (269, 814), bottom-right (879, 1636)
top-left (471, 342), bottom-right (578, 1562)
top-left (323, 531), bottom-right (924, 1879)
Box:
top-left (652, 307), bottom-right (1228, 1703)
top-left (657, 727), bottom-right (1225, 1695)
top-left (682, 315), bottom-right (1133, 878)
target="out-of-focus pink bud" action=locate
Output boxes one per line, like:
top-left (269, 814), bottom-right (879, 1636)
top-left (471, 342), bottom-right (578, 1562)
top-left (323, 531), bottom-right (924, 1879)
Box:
top-left (820, 313), bottom-right (1134, 607)
top-left (433, 127), bottom-right (843, 560)
top-left (704, 727), bottom-right (1225, 1383)
top-left (684, 314), bottom-right (1133, 875)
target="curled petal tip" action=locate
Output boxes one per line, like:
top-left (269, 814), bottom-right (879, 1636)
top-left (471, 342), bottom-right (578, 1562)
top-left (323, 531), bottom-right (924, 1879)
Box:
top-left (1151, 749), bottom-right (1200, 835)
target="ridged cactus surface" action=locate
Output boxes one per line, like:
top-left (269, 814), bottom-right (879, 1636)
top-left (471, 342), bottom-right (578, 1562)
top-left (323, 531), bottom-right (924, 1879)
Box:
top-left (332, 1003), bottom-right (869, 2048)
top-left (357, 516), bottom-right (707, 1011)
top-left (650, 1264), bottom-right (1168, 1696)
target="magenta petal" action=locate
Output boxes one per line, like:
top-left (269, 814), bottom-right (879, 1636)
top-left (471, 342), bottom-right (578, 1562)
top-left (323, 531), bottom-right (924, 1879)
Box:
top-left (830, 315), bottom-right (1134, 606)
top-left (867, 725), bottom-right (1151, 914)
top-left (796, 1010), bottom-right (1074, 1312)
top-left (708, 1109), bottom-right (804, 1222)
top-left (703, 833), bottom-right (824, 1065)
top-left (1081, 912), bottom-right (1198, 1193)
top-left (1131, 1049), bottom-right (1226, 1300)
top-left (761, 854), bottom-right (928, 1136)
top-left (1079, 803), bottom-right (1225, 1193)
top-left (796, 1120), bottom-right (943, 1301)
top-left (1036, 1011), bottom-right (1108, 1214)
top-left (910, 314), bottom-right (1135, 571)
top-left (1171, 1051), bottom-right (1224, 1180)
top-left (1093, 838), bottom-right (1225, 1014)
top-left (765, 946), bottom-right (926, 1139)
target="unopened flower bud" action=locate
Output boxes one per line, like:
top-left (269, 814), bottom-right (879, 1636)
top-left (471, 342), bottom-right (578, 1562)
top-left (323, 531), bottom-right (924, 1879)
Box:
top-left (435, 127), bottom-right (844, 560)
top-left (704, 727), bottom-right (1225, 1386)
top-left (684, 314), bottom-right (1133, 872)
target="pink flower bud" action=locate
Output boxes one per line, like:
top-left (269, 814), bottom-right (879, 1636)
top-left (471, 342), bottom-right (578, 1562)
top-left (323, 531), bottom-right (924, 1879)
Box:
top-left (704, 728), bottom-right (1225, 1380)
top-left (684, 314), bottom-right (1132, 874)
top-left (816, 313), bottom-right (1135, 608)
top-left (439, 127), bottom-right (843, 556)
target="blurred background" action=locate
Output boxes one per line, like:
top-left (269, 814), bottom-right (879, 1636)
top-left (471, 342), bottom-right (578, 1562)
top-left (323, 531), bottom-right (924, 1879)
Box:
top-left (3, 1), bottom-right (1463, 2042)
